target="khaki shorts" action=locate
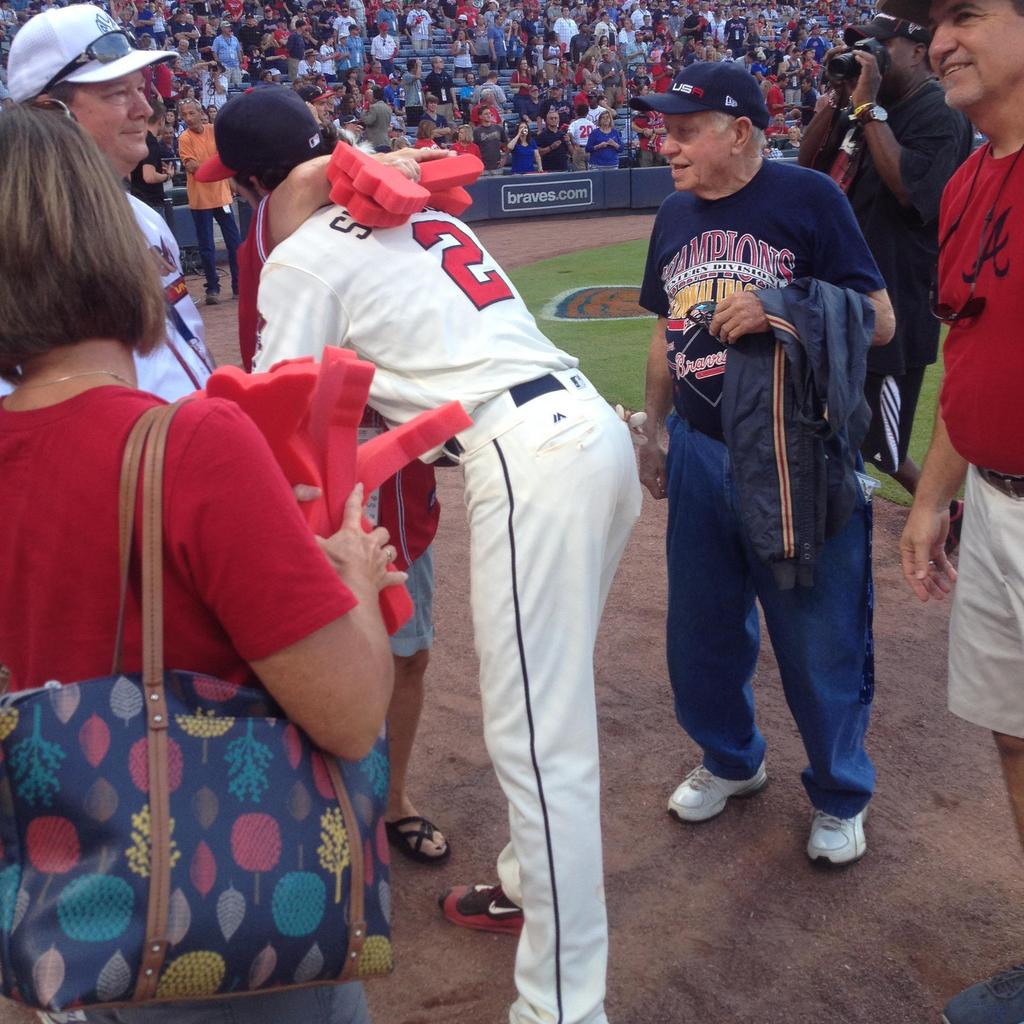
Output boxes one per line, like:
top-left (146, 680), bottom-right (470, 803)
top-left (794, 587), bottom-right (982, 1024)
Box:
top-left (948, 466), bottom-right (1024, 736)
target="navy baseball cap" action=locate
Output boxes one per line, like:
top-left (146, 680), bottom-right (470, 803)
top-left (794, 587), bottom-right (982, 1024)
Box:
top-left (629, 62), bottom-right (770, 129)
top-left (196, 86), bottom-right (322, 182)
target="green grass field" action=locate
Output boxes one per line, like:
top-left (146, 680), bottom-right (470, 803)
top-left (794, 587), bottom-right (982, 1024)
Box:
top-left (509, 239), bottom-right (942, 507)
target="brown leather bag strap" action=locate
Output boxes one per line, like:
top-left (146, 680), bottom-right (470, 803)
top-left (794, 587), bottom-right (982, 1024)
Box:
top-left (118, 401), bottom-right (371, 994)
top-left (127, 403), bottom-right (180, 1002)
top-left (325, 757), bottom-right (367, 980)
top-left (112, 409), bottom-right (163, 675)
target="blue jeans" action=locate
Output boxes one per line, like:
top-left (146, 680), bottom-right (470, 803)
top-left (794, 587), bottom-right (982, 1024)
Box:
top-left (191, 205), bottom-right (240, 295)
top-left (664, 416), bottom-right (876, 818)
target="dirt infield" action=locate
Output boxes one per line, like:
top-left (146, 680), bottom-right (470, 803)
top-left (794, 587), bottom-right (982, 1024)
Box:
top-left (4, 212), bottom-right (1020, 1024)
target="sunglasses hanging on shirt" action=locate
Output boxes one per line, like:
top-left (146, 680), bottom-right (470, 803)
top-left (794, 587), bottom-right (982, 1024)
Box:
top-left (930, 142), bottom-right (1024, 326)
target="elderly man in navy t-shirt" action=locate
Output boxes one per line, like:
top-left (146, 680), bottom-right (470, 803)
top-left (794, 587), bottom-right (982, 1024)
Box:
top-left (633, 62), bottom-right (896, 867)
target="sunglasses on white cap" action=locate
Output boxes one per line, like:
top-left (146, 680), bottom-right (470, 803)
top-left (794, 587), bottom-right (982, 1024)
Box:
top-left (41, 28), bottom-right (138, 95)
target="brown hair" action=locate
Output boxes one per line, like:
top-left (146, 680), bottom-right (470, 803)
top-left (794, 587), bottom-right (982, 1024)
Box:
top-left (0, 107), bottom-right (165, 382)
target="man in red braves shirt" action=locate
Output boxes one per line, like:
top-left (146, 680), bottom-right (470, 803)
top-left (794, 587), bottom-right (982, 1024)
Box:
top-left (633, 105), bottom-right (666, 165)
top-left (891, 0), bottom-right (1024, 1019)
top-left (214, 88), bottom-right (455, 866)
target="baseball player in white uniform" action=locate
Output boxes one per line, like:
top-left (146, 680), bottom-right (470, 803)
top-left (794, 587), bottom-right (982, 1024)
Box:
top-left (5, 6), bottom-right (214, 401)
top-left (211, 92), bottom-right (640, 1024)
top-left (260, 206), bottom-right (639, 1024)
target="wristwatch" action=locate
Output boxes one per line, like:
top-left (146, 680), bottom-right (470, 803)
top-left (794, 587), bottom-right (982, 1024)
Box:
top-left (853, 102), bottom-right (888, 125)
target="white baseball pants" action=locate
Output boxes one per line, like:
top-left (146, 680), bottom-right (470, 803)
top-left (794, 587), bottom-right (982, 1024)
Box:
top-left (460, 373), bottom-right (641, 1024)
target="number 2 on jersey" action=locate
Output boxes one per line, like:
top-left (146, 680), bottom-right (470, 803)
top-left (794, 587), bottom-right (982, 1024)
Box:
top-left (412, 220), bottom-right (514, 311)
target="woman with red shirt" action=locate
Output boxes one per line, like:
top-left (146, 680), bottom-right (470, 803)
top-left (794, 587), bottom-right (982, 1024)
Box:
top-left (510, 57), bottom-right (532, 96)
top-left (0, 105), bottom-right (399, 1024)
top-left (451, 123), bottom-right (481, 158)
top-left (413, 118), bottom-right (441, 148)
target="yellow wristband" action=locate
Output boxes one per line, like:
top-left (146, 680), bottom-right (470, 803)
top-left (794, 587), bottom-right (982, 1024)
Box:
top-left (852, 102), bottom-right (875, 120)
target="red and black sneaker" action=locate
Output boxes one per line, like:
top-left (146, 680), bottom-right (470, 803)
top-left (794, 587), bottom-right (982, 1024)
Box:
top-left (438, 883), bottom-right (524, 935)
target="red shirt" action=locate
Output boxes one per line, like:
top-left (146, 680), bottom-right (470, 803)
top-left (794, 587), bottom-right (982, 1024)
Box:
top-left (154, 61), bottom-right (175, 100)
top-left (652, 65), bottom-right (673, 92)
top-left (510, 70), bottom-right (532, 97)
top-left (470, 102), bottom-right (495, 125)
top-left (0, 389), bottom-right (355, 692)
top-left (633, 110), bottom-right (663, 152)
top-left (938, 144), bottom-right (1024, 474)
top-left (452, 141), bottom-right (482, 159)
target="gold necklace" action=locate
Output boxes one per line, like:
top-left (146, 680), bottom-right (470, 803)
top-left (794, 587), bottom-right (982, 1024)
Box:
top-left (15, 370), bottom-right (133, 391)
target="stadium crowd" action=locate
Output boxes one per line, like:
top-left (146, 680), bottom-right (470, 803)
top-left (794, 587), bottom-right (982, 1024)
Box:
top-left (0, 0), bottom-right (883, 173)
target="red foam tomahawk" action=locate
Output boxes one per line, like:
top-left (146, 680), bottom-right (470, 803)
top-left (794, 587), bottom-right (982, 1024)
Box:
top-left (326, 144), bottom-right (484, 228)
top-left (205, 348), bottom-right (471, 633)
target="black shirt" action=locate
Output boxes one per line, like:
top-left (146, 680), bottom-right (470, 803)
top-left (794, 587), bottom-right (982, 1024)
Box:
top-left (316, 9), bottom-right (335, 38)
top-left (238, 21), bottom-right (262, 47)
top-left (821, 80), bottom-right (973, 373)
top-left (724, 16), bottom-right (746, 51)
top-left (424, 69), bottom-right (455, 104)
top-left (569, 31), bottom-right (591, 64)
top-left (130, 132), bottom-right (166, 209)
top-left (537, 125), bottom-right (569, 171)
top-left (539, 97), bottom-right (572, 125)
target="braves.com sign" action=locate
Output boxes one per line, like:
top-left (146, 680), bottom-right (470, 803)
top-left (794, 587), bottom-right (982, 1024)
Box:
top-left (500, 178), bottom-right (595, 214)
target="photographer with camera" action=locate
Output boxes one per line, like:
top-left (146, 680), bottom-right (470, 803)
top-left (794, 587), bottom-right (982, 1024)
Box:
top-left (799, 13), bottom-right (971, 500)
top-left (537, 108), bottom-right (570, 171)
top-left (507, 117), bottom-right (542, 172)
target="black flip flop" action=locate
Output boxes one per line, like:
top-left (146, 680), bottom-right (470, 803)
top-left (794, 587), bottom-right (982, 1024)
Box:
top-left (386, 815), bottom-right (451, 865)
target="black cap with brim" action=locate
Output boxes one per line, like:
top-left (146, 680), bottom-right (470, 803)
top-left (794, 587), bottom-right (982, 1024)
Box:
top-left (845, 11), bottom-right (930, 44)
top-left (877, 0), bottom-right (931, 29)
top-left (196, 86), bottom-right (322, 183)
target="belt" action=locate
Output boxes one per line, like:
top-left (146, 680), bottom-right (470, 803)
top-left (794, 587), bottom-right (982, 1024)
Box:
top-left (445, 375), bottom-right (567, 457)
top-left (978, 466), bottom-right (1024, 499)
top-left (508, 374), bottom-right (566, 406)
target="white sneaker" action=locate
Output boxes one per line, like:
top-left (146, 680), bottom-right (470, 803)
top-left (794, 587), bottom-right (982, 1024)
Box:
top-left (667, 762), bottom-right (768, 823)
top-left (806, 809), bottom-right (867, 865)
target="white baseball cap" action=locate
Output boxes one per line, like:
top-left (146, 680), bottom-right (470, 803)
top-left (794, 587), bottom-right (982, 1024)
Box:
top-left (8, 5), bottom-right (175, 102)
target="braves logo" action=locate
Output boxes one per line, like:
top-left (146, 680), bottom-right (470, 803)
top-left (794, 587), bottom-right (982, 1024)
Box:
top-left (666, 321), bottom-right (727, 408)
top-left (149, 239), bottom-right (177, 279)
top-left (675, 345), bottom-right (726, 381)
top-left (964, 206), bottom-right (1012, 284)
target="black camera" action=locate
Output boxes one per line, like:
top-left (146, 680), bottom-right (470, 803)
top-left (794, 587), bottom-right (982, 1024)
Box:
top-left (826, 37), bottom-right (891, 82)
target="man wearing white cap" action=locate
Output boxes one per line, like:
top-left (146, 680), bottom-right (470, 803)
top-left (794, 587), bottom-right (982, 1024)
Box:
top-left (6, 5), bottom-right (214, 400)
